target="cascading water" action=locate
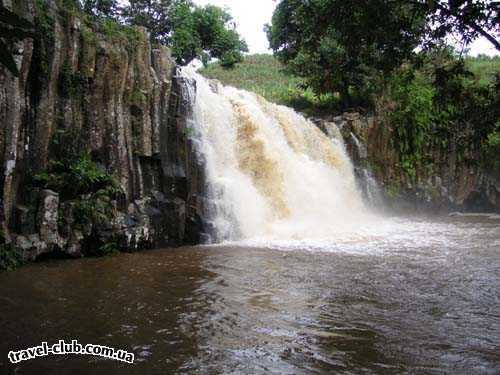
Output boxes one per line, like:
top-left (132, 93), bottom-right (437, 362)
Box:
top-left (183, 68), bottom-right (375, 244)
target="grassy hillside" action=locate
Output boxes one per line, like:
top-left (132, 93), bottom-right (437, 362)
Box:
top-left (465, 55), bottom-right (500, 86)
top-left (199, 54), bottom-right (341, 115)
top-left (200, 54), bottom-right (499, 116)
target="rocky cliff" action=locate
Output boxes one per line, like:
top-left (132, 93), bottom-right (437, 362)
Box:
top-left (316, 113), bottom-right (500, 214)
top-left (0, 0), bottom-right (206, 264)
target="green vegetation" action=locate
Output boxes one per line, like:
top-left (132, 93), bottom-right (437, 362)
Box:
top-left (465, 55), bottom-right (500, 86)
top-left (34, 155), bottom-right (119, 200)
top-left (75, 0), bottom-right (248, 68)
top-left (121, 1), bottom-right (248, 67)
top-left (34, 129), bottom-right (121, 236)
top-left (32, 0), bottom-right (56, 80)
top-left (81, 0), bottom-right (118, 18)
top-left (59, 61), bottom-right (87, 98)
top-left (98, 18), bottom-right (143, 49)
top-left (34, 154), bottom-right (121, 227)
top-left (383, 50), bottom-right (499, 179)
top-left (200, 54), bottom-right (341, 115)
top-left (484, 129), bottom-right (500, 174)
top-left (94, 242), bottom-right (119, 256)
top-left (265, 0), bottom-right (499, 181)
top-left (0, 230), bottom-right (23, 271)
top-left (267, 0), bottom-right (499, 108)
top-left (201, 54), bottom-right (301, 104)
top-left (387, 70), bottom-right (435, 179)
top-left (0, 243), bottom-right (23, 271)
top-left (266, 0), bottom-right (425, 107)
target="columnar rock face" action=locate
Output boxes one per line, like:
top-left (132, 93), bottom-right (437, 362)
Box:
top-left (0, 0), bottom-right (205, 261)
top-left (316, 113), bottom-right (500, 213)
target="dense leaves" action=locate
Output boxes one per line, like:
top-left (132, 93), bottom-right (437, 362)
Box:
top-left (420, 0), bottom-right (500, 52)
top-left (81, 0), bottom-right (119, 18)
top-left (267, 0), bottom-right (499, 107)
top-left (121, 0), bottom-right (175, 43)
top-left (4, 0), bottom-right (247, 69)
top-left (122, 0), bottom-right (248, 66)
top-left (266, 0), bottom-right (426, 107)
top-left (34, 156), bottom-right (119, 201)
top-left (384, 49), bottom-right (499, 178)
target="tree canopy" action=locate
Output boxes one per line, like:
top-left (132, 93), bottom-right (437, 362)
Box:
top-left (121, 0), bottom-right (175, 44)
top-left (0, 1), bottom-right (247, 71)
top-left (81, 0), bottom-right (119, 18)
top-left (266, 0), bottom-right (499, 106)
top-left (121, 0), bottom-right (248, 66)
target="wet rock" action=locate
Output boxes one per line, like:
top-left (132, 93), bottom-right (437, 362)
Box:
top-left (315, 111), bottom-right (500, 214)
top-left (15, 234), bottom-right (47, 261)
top-left (463, 190), bottom-right (496, 213)
top-left (15, 205), bottom-right (35, 235)
top-left (37, 190), bottom-right (61, 248)
top-left (0, 0), bottom-right (206, 262)
top-left (66, 230), bottom-right (84, 258)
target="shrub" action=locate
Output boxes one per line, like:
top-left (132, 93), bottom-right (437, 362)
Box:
top-left (484, 130), bottom-right (500, 174)
top-left (34, 150), bottom-right (122, 228)
top-left (34, 155), bottom-right (119, 200)
top-left (96, 242), bottom-right (119, 256)
top-left (387, 70), bottom-right (435, 178)
top-left (0, 243), bottom-right (22, 271)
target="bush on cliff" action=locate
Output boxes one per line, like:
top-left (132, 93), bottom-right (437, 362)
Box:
top-left (382, 50), bottom-right (499, 180)
top-left (0, 236), bottom-right (23, 271)
top-left (34, 155), bottom-right (119, 201)
top-left (386, 69), bottom-right (435, 179)
top-left (485, 130), bottom-right (500, 175)
top-left (34, 126), bottom-right (122, 231)
top-left (0, 246), bottom-right (21, 271)
top-left (34, 155), bottom-right (121, 226)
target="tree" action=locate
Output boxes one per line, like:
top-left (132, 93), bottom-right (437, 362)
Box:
top-left (420, 0), bottom-right (500, 52)
top-left (0, 5), bottom-right (34, 77)
top-left (121, 0), bottom-right (176, 44)
top-left (266, 0), bottom-right (426, 107)
top-left (171, 4), bottom-right (248, 66)
top-left (122, 0), bottom-right (247, 67)
top-left (266, 0), bottom-right (498, 108)
top-left (81, 0), bottom-right (119, 18)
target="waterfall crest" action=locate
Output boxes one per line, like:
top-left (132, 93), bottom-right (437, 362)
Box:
top-left (183, 69), bottom-right (374, 243)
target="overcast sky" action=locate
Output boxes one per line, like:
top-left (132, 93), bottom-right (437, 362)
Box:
top-left (193, 0), bottom-right (498, 56)
top-left (120, 0), bottom-right (498, 56)
top-left (193, 0), bottom-right (275, 53)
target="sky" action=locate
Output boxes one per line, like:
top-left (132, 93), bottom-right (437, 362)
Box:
top-left (193, 0), bottom-right (276, 54)
top-left (119, 0), bottom-right (498, 56)
top-left (193, 0), bottom-right (498, 56)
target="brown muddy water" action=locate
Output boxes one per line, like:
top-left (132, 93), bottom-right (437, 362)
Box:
top-left (0, 215), bottom-right (499, 374)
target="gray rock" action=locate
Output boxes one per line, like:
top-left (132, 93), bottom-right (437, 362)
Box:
top-left (37, 190), bottom-right (61, 247)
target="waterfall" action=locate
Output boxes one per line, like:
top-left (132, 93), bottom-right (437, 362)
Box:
top-left (357, 168), bottom-right (385, 208)
top-left (183, 68), bottom-right (374, 244)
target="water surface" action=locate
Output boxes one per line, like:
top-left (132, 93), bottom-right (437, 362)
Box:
top-left (0, 215), bottom-right (499, 374)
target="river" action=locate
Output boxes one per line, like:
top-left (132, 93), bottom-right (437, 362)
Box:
top-left (1, 214), bottom-right (499, 374)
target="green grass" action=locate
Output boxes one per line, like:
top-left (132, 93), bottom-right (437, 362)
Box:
top-left (199, 54), bottom-right (341, 115)
top-left (200, 54), bottom-right (499, 115)
top-left (465, 55), bottom-right (500, 86)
